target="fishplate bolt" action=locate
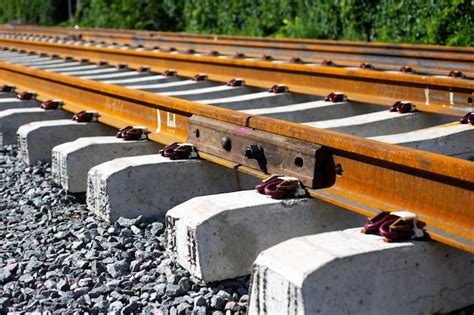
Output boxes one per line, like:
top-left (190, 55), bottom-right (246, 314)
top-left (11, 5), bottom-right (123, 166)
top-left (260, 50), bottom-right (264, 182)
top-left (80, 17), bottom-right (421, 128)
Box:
top-left (221, 137), bottom-right (232, 151)
top-left (242, 144), bottom-right (267, 172)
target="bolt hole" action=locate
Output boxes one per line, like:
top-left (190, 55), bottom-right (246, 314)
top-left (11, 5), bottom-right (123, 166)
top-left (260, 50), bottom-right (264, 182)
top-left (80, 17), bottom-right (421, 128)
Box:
top-left (195, 129), bottom-right (200, 138)
top-left (335, 164), bottom-right (343, 176)
top-left (294, 157), bottom-right (304, 168)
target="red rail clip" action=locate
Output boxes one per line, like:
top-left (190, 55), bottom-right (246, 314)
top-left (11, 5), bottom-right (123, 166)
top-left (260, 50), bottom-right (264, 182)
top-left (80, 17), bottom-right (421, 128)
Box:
top-left (72, 111), bottom-right (99, 122)
top-left (255, 175), bottom-right (307, 199)
top-left (261, 54), bottom-right (274, 61)
top-left (208, 50), bottom-right (219, 56)
top-left (448, 70), bottom-right (464, 78)
top-left (0, 85), bottom-right (15, 93)
top-left (192, 74), bottom-right (208, 81)
top-left (362, 211), bottom-right (426, 243)
top-left (116, 63), bottom-right (128, 69)
top-left (116, 126), bottom-right (149, 140)
top-left (138, 66), bottom-right (150, 73)
top-left (321, 59), bottom-right (335, 66)
top-left (399, 66), bottom-right (414, 73)
top-left (16, 92), bottom-right (36, 101)
top-left (325, 92), bottom-right (347, 103)
top-left (460, 112), bottom-right (474, 125)
top-left (163, 69), bottom-right (176, 77)
top-left (40, 100), bottom-right (63, 110)
top-left (227, 78), bottom-right (245, 87)
top-left (289, 57), bottom-right (304, 64)
top-left (159, 142), bottom-right (198, 160)
top-left (269, 84), bottom-right (288, 94)
top-left (359, 62), bottom-right (373, 69)
top-left (389, 101), bottom-right (416, 113)
top-left (234, 52), bottom-right (246, 59)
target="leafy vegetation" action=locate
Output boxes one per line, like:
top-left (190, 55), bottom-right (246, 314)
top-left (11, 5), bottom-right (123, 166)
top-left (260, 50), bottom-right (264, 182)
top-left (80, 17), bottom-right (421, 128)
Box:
top-left (0, 0), bottom-right (472, 46)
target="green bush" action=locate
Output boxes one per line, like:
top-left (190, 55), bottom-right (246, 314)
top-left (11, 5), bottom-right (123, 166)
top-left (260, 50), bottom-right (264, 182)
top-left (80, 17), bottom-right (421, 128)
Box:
top-left (72, 0), bottom-right (184, 31)
top-left (0, 0), bottom-right (65, 25)
top-left (0, 0), bottom-right (472, 46)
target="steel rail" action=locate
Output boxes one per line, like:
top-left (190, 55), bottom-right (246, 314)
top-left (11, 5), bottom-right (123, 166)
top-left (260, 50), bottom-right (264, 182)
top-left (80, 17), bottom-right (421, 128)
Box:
top-left (2, 24), bottom-right (473, 54)
top-left (0, 58), bottom-right (472, 253)
top-left (2, 27), bottom-right (473, 77)
top-left (0, 38), bottom-right (472, 118)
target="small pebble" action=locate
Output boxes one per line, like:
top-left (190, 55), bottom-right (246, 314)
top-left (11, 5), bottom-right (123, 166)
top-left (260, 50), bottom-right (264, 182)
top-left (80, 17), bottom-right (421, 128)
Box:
top-left (0, 144), bottom-right (250, 313)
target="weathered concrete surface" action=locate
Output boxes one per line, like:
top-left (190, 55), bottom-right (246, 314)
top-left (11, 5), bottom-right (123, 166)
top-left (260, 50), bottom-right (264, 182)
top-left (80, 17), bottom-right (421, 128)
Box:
top-left (52, 136), bottom-right (162, 193)
top-left (86, 155), bottom-right (259, 223)
top-left (0, 98), bottom-right (38, 110)
top-left (0, 98), bottom-right (40, 111)
top-left (0, 92), bottom-right (16, 99)
top-left (249, 228), bottom-right (474, 315)
top-left (17, 120), bottom-right (116, 165)
top-left (166, 190), bottom-right (365, 282)
top-left (0, 108), bottom-right (70, 145)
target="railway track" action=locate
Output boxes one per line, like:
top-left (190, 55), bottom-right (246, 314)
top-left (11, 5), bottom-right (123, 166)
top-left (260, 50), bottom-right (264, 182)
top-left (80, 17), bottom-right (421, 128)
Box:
top-left (0, 24), bottom-right (473, 78)
top-left (0, 27), bottom-right (472, 314)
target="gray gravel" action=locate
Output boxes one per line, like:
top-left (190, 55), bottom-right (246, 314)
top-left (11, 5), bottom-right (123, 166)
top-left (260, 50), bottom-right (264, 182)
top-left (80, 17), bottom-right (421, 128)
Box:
top-left (0, 144), bottom-right (249, 314)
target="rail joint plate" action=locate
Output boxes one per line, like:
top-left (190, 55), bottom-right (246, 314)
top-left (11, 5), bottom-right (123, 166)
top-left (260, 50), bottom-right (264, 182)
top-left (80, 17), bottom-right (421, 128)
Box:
top-left (188, 115), bottom-right (331, 188)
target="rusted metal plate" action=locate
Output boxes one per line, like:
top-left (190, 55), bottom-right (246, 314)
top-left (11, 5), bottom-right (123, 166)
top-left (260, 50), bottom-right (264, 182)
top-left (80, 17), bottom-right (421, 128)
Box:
top-left (188, 115), bottom-right (328, 188)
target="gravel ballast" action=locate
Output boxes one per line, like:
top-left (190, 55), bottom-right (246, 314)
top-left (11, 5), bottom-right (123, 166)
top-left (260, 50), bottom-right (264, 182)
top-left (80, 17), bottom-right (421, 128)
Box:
top-left (0, 145), bottom-right (249, 314)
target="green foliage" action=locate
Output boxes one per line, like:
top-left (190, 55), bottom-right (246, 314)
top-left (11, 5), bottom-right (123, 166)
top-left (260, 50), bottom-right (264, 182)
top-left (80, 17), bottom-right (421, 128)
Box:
top-left (178, 0), bottom-right (472, 45)
top-left (72, 0), bottom-right (184, 31)
top-left (373, 0), bottom-right (474, 46)
top-left (0, 0), bottom-right (472, 46)
top-left (0, 0), bottom-right (66, 25)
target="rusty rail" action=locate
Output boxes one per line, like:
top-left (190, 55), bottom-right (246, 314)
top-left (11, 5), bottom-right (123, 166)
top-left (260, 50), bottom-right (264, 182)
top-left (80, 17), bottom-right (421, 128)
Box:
top-left (0, 38), bottom-right (472, 118)
top-left (0, 56), bottom-right (472, 253)
top-left (2, 24), bottom-right (473, 54)
top-left (1, 25), bottom-right (473, 77)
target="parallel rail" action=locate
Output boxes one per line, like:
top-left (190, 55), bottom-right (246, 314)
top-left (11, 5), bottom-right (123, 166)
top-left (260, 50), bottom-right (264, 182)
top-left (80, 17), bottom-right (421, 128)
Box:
top-left (0, 34), bottom-right (472, 253)
top-left (0, 38), bottom-right (472, 117)
top-left (1, 24), bottom-right (473, 77)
